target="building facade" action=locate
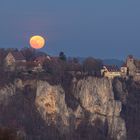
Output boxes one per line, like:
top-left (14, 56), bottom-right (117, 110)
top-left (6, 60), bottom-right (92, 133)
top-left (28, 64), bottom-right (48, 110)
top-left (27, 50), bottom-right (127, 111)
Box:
top-left (4, 52), bottom-right (26, 71)
top-left (101, 65), bottom-right (121, 79)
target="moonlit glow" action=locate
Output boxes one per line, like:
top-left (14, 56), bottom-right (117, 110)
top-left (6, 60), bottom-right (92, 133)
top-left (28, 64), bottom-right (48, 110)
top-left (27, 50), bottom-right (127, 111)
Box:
top-left (30, 35), bottom-right (45, 49)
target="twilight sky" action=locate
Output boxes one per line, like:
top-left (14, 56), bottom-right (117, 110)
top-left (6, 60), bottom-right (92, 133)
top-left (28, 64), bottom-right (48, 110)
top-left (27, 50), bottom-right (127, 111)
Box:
top-left (0, 0), bottom-right (140, 59)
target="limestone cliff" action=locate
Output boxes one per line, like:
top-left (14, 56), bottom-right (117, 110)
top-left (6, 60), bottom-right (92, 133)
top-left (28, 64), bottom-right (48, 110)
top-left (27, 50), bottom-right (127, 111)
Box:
top-left (0, 76), bottom-right (128, 140)
top-left (35, 81), bottom-right (69, 133)
top-left (35, 77), bottom-right (126, 140)
top-left (2, 74), bottom-right (140, 140)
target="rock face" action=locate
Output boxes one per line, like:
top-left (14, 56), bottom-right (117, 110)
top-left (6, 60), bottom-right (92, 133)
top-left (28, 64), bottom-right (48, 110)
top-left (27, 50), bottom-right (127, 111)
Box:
top-left (73, 78), bottom-right (121, 116)
top-left (35, 77), bottom-right (126, 140)
top-left (112, 78), bottom-right (128, 104)
top-left (72, 77), bottom-right (126, 140)
top-left (35, 81), bottom-right (69, 133)
top-left (0, 77), bottom-right (127, 139)
top-left (0, 84), bottom-right (15, 106)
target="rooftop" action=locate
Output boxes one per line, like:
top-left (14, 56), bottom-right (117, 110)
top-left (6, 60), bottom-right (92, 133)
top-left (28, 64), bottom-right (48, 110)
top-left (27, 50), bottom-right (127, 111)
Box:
top-left (104, 65), bottom-right (120, 72)
top-left (10, 52), bottom-right (25, 60)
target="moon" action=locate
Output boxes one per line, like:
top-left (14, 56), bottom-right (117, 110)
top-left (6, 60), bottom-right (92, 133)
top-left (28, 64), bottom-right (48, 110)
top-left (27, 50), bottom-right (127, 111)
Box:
top-left (30, 35), bottom-right (45, 49)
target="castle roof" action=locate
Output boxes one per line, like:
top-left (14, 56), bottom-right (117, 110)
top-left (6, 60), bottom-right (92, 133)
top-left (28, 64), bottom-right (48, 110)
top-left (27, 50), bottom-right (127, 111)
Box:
top-left (104, 65), bottom-right (120, 72)
top-left (10, 52), bottom-right (25, 61)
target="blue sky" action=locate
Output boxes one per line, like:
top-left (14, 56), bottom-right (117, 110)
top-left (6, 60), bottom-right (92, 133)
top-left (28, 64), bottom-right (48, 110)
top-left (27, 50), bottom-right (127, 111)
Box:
top-left (0, 0), bottom-right (140, 59)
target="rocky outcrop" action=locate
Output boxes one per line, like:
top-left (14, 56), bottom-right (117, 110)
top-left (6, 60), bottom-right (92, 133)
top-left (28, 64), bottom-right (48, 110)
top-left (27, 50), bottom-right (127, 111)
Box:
top-left (72, 77), bottom-right (126, 140)
top-left (35, 77), bottom-right (126, 140)
top-left (73, 78), bottom-right (121, 116)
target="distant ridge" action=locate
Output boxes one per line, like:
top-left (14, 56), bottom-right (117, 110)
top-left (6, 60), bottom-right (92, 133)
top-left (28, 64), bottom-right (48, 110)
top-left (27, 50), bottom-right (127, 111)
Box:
top-left (74, 57), bottom-right (124, 67)
top-left (102, 59), bottom-right (124, 67)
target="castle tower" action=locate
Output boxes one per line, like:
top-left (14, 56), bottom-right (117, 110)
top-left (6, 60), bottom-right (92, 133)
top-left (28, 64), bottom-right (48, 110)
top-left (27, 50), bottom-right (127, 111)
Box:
top-left (126, 55), bottom-right (136, 76)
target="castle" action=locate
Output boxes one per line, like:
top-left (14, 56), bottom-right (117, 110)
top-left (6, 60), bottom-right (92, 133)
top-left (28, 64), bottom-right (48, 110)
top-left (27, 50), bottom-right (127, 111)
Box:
top-left (101, 55), bottom-right (140, 79)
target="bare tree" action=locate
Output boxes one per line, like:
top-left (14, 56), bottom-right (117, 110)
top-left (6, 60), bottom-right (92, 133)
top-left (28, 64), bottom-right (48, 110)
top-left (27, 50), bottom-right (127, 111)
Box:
top-left (43, 58), bottom-right (67, 83)
top-left (0, 48), bottom-right (7, 69)
top-left (21, 47), bottom-right (36, 61)
top-left (83, 57), bottom-right (102, 76)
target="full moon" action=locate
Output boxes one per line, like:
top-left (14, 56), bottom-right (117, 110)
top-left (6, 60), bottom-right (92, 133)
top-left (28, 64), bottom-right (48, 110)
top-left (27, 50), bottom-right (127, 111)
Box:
top-left (30, 35), bottom-right (45, 49)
